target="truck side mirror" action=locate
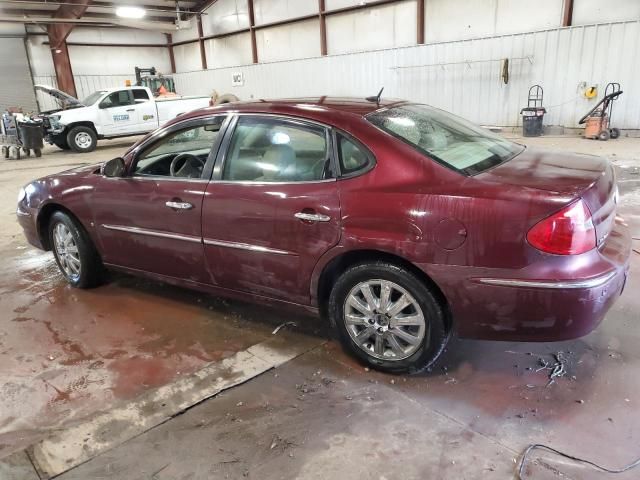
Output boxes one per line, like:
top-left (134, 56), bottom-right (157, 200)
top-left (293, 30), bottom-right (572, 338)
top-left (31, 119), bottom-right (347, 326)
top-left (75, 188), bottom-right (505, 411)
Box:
top-left (102, 157), bottom-right (125, 177)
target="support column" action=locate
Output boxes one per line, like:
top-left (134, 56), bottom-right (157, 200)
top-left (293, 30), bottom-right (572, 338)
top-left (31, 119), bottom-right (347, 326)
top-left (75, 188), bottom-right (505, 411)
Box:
top-left (318, 0), bottom-right (327, 56)
top-left (166, 33), bottom-right (176, 74)
top-left (417, 0), bottom-right (425, 44)
top-left (562, 0), bottom-right (574, 27)
top-left (247, 0), bottom-right (258, 64)
top-left (46, 0), bottom-right (91, 97)
top-left (197, 15), bottom-right (207, 70)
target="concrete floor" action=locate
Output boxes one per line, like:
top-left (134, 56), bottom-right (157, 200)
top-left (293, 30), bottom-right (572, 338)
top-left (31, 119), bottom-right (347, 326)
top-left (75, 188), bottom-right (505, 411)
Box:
top-left (1, 134), bottom-right (639, 479)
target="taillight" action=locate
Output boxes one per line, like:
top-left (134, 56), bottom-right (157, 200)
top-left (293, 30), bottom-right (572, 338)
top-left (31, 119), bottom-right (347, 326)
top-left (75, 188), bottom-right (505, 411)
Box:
top-left (527, 199), bottom-right (596, 255)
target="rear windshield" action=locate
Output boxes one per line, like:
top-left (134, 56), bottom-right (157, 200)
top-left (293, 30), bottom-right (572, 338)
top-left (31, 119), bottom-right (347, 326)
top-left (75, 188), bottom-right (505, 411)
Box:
top-left (367, 104), bottom-right (523, 175)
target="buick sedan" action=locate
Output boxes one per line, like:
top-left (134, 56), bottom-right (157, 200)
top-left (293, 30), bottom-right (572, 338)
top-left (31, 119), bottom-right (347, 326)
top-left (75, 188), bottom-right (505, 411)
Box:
top-left (17, 97), bottom-right (631, 373)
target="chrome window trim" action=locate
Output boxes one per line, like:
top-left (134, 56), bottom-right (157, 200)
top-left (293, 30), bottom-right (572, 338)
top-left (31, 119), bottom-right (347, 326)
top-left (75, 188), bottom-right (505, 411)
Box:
top-left (473, 270), bottom-right (617, 289)
top-left (102, 224), bottom-right (201, 243)
top-left (203, 238), bottom-right (294, 256)
top-left (125, 175), bottom-right (210, 184)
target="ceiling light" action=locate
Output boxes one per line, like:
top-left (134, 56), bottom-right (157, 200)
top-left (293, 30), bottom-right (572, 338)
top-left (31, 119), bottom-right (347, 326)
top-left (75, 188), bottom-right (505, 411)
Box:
top-left (115, 6), bottom-right (146, 19)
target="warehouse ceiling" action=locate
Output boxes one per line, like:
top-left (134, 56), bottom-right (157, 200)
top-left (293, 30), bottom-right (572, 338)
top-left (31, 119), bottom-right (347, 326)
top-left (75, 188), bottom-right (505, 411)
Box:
top-left (0, 0), bottom-right (212, 32)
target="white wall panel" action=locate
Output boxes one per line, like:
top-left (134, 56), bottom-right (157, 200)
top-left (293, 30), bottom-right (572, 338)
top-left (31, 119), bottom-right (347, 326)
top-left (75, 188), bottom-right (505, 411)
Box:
top-left (325, 0), bottom-right (366, 10)
top-left (174, 21), bottom-right (640, 130)
top-left (25, 36), bottom-right (55, 76)
top-left (205, 32), bottom-right (253, 69)
top-left (253, 0), bottom-right (318, 25)
top-left (255, 19), bottom-right (320, 62)
top-left (327, 1), bottom-right (417, 54)
top-left (172, 20), bottom-right (199, 43)
top-left (67, 27), bottom-right (167, 44)
top-left (173, 43), bottom-right (203, 73)
top-left (425, 0), bottom-right (564, 43)
top-left (573, 0), bottom-right (640, 25)
top-left (202, 0), bottom-right (250, 36)
top-left (68, 45), bottom-right (171, 75)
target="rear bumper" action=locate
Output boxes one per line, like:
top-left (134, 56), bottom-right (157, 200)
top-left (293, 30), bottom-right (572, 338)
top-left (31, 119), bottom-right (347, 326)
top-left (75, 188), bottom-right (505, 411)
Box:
top-left (425, 216), bottom-right (631, 342)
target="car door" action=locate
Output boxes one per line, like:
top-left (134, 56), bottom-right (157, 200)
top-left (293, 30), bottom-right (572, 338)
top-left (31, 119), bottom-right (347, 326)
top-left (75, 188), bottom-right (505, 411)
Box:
top-left (91, 115), bottom-right (228, 284)
top-left (201, 115), bottom-right (341, 305)
top-left (131, 88), bottom-right (159, 133)
top-left (98, 90), bottom-right (138, 135)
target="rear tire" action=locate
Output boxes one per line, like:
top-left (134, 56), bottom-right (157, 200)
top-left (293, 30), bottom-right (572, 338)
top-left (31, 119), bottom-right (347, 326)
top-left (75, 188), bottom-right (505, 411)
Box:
top-left (328, 261), bottom-right (449, 374)
top-left (48, 211), bottom-right (104, 288)
top-left (67, 126), bottom-right (97, 153)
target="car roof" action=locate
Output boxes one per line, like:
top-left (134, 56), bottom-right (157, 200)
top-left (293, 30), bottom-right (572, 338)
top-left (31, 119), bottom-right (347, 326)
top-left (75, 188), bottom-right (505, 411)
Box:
top-left (182, 97), bottom-right (409, 123)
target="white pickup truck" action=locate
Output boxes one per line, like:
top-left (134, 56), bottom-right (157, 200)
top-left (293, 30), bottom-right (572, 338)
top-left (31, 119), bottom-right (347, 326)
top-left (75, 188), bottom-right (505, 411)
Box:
top-left (36, 85), bottom-right (212, 153)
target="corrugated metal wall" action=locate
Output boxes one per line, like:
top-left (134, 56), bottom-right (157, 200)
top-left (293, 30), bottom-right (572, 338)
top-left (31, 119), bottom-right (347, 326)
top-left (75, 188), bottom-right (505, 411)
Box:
top-left (173, 21), bottom-right (640, 129)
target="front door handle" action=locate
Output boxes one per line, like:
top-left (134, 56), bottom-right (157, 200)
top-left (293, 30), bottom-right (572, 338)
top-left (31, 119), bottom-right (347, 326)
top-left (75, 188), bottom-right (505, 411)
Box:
top-left (126, 108), bottom-right (135, 112)
top-left (294, 212), bottom-right (331, 222)
top-left (166, 201), bottom-right (193, 210)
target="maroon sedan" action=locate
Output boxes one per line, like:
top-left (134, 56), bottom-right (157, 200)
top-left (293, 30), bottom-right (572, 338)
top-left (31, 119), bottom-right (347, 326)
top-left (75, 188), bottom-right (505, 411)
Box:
top-left (17, 98), bottom-right (631, 373)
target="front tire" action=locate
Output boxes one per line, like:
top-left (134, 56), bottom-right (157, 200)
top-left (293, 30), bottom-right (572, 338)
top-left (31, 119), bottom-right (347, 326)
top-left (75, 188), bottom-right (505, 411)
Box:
top-left (328, 262), bottom-right (449, 374)
top-left (67, 126), bottom-right (97, 153)
top-left (49, 211), bottom-right (103, 288)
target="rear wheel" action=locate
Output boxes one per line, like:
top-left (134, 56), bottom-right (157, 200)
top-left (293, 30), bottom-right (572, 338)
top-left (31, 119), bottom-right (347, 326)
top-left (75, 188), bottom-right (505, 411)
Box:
top-left (598, 129), bottom-right (610, 141)
top-left (329, 262), bottom-right (449, 374)
top-left (67, 126), bottom-right (97, 153)
top-left (48, 211), bottom-right (104, 288)
top-left (610, 127), bottom-right (620, 139)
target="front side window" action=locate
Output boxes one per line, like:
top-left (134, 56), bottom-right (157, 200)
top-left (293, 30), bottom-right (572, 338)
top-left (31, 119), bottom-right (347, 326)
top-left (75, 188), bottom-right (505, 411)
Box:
top-left (223, 117), bottom-right (330, 182)
top-left (100, 90), bottom-right (133, 109)
top-left (132, 119), bottom-right (224, 178)
top-left (367, 104), bottom-right (524, 175)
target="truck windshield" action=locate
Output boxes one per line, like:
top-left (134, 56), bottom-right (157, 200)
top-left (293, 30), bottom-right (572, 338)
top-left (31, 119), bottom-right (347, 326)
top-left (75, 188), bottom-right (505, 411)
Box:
top-left (366, 104), bottom-right (524, 175)
top-left (82, 91), bottom-right (107, 106)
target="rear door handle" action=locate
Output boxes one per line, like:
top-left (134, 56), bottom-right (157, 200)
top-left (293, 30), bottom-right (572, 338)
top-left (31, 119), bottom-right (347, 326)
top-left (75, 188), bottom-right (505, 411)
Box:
top-left (294, 212), bottom-right (331, 222)
top-left (166, 201), bottom-right (193, 210)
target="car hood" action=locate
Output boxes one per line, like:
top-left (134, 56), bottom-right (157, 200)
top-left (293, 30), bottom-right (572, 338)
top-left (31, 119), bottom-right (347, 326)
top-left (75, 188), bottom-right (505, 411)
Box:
top-left (477, 146), bottom-right (609, 197)
top-left (35, 85), bottom-right (83, 109)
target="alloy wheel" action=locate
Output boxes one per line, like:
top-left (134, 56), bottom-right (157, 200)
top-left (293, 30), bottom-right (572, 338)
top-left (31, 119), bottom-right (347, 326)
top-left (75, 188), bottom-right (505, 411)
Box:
top-left (53, 223), bottom-right (81, 281)
top-left (343, 279), bottom-right (427, 361)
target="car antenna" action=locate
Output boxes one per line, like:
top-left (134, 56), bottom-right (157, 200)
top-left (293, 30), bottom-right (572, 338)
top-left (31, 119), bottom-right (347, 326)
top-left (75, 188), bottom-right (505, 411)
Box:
top-left (365, 87), bottom-right (384, 105)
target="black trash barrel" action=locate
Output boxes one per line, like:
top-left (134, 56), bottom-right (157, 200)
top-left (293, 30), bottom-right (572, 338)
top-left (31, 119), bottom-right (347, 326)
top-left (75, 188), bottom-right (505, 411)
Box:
top-left (18, 121), bottom-right (44, 150)
top-left (520, 107), bottom-right (546, 137)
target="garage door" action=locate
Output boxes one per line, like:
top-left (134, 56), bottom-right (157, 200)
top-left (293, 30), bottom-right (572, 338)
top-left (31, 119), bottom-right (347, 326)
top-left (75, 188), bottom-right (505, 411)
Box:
top-left (0, 37), bottom-right (38, 113)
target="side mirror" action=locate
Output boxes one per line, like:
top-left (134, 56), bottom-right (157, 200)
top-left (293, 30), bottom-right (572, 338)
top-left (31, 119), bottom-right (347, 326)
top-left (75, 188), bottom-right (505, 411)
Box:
top-left (102, 157), bottom-right (125, 177)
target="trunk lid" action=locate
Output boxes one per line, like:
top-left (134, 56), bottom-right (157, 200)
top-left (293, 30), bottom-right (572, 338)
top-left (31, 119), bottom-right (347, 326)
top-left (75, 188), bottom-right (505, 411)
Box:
top-left (479, 147), bottom-right (617, 246)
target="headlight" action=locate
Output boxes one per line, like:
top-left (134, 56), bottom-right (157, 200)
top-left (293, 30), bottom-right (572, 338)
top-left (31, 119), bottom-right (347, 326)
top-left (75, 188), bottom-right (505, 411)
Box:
top-left (49, 115), bottom-right (62, 128)
top-left (17, 187), bottom-right (26, 203)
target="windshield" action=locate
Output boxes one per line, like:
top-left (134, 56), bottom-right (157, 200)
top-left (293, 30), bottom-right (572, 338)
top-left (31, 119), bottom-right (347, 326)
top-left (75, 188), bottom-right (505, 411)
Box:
top-left (367, 104), bottom-right (524, 175)
top-left (82, 91), bottom-right (107, 106)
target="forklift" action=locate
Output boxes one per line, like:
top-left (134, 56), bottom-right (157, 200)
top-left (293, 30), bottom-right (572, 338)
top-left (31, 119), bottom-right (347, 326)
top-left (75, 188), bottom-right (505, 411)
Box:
top-left (135, 67), bottom-right (176, 97)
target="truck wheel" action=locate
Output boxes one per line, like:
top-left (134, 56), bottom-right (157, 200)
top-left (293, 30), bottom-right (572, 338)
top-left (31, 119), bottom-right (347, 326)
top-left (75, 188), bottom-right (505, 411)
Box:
top-left (67, 126), bottom-right (97, 153)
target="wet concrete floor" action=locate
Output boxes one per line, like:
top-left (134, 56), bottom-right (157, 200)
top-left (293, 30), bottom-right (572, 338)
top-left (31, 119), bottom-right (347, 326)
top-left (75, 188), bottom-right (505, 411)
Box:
top-left (1, 135), bottom-right (639, 478)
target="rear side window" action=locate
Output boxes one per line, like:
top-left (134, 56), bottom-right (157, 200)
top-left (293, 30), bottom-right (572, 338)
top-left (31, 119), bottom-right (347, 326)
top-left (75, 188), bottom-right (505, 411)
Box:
top-left (132, 89), bottom-right (150, 102)
top-left (336, 133), bottom-right (373, 176)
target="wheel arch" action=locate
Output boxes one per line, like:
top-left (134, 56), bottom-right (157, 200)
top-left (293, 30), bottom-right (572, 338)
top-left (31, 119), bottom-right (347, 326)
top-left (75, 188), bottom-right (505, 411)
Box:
top-left (315, 249), bottom-right (453, 334)
top-left (65, 121), bottom-right (98, 135)
top-left (37, 202), bottom-right (87, 251)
